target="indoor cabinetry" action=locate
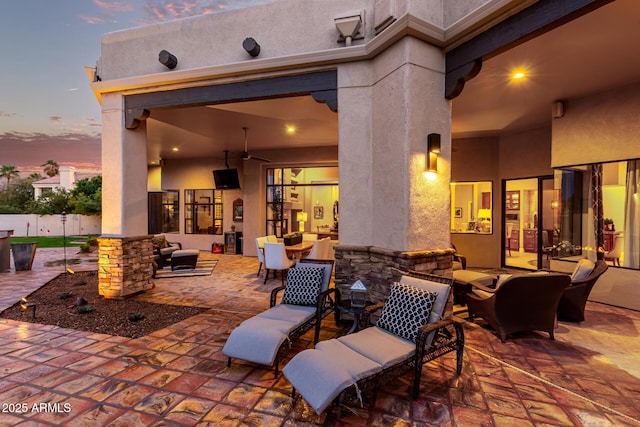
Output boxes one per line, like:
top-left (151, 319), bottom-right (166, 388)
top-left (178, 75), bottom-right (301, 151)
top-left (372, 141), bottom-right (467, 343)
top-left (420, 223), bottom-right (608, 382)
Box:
top-left (523, 229), bottom-right (538, 253)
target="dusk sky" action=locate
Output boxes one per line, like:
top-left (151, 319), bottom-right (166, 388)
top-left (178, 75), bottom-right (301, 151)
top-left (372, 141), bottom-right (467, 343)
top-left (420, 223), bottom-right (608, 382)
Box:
top-left (0, 0), bottom-right (276, 176)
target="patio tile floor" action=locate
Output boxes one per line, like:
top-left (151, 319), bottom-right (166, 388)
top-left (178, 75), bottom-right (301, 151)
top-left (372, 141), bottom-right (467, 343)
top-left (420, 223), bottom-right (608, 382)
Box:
top-left (0, 247), bottom-right (639, 425)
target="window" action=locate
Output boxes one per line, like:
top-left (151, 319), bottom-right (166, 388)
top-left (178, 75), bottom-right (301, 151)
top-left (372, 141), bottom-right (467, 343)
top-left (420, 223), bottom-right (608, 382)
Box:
top-left (184, 189), bottom-right (222, 235)
top-left (556, 160), bottom-right (639, 269)
top-left (266, 167), bottom-right (338, 237)
top-left (148, 190), bottom-right (179, 234)
top-left (451, 181), bottom-right (493, 234)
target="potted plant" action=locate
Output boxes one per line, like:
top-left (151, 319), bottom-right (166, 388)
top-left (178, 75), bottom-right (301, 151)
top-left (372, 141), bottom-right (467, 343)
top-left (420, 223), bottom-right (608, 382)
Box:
top-left (11, 241), bottom-right (38, 271)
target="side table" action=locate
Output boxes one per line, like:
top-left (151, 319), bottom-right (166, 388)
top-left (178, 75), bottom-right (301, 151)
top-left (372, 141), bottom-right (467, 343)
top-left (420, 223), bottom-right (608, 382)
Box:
top-left (337, 300), bottom-right (372, 334)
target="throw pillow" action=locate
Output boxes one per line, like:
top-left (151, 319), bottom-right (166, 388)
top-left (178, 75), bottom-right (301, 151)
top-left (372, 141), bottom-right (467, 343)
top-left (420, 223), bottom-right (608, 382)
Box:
top-left (377, 282), bottom-right (437, 343)
top-left (282, 267), bottom-right (325, 306)
top-left (571, 258), bottom-right (595, 281)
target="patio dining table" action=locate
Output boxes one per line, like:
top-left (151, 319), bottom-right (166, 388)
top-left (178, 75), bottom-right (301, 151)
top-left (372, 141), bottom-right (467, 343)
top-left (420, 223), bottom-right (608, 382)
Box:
top-left (284, 241), bottom-right (314, 261)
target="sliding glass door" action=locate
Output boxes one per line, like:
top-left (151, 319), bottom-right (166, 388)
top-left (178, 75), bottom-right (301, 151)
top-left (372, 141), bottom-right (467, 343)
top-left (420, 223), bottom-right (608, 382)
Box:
top-left (503, 176), bottom-right (555, 270)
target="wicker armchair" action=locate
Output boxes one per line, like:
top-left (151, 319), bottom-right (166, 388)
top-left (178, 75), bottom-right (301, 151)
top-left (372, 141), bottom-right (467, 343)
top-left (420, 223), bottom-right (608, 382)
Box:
top-left (557, 260), bottom-right (608, 322)
top-left (467, 273), bottom-right (571, 342)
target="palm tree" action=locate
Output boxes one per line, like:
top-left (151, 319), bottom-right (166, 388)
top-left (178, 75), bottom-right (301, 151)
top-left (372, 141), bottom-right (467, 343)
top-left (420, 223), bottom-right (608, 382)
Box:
top-left (41, 160), bottom-right (59, 177)
top-left (0, 164), bottom-right (20, 190)
top-left (28, 172), bottom-right (42, 181)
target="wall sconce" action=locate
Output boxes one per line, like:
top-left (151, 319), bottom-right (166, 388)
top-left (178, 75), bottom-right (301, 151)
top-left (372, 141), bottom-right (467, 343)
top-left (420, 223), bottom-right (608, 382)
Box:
top-left (335, 14), bottom-right (362, 46)
top-left (159, 50), bottom-right (178, 69)
top-left (297, 211), bottom-right (308, 232)
top-left (243, 37), bottom-right (261, 57)
top-left (427, 133), bottom-right (440, 172)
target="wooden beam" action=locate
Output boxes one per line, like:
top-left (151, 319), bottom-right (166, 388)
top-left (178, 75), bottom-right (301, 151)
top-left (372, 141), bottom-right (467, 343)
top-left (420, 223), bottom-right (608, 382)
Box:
top-left (445, 0), bottom-right (613, 99)
top-left (124, 70), bottom-right (337, 128)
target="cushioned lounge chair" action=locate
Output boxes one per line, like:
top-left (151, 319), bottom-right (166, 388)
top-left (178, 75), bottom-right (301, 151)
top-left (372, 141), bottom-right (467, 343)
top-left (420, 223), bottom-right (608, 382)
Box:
top-left (466, 273), bottom-right (571, 342)
top-left (222, 259), bottom-right (337, 376)
top-left (557, 259), bottom-right (608, 322)
top-left (282, 271), bottom-right (464, 419)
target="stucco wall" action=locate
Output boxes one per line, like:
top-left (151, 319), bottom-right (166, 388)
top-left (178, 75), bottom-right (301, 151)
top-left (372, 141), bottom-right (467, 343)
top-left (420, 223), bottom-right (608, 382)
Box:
top-left (0, 214), bottom-right (101, 237)
top-left (552, 81), bottom-right (640, 168)
top-left (450, 136), bottom-right (499, 268)
top-left (99, 0), bottom-right (373, 80)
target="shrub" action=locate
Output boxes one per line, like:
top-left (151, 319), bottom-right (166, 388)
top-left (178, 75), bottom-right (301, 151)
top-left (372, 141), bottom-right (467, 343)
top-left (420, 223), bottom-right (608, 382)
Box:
top-left (76, 305), bottom-right (93, 314)
top-left (128, 312), bottom-right (145, 322)
top-left (58, 292), bottom-right (73, 299)
top-left (80, 244), bottom-right (91, 253)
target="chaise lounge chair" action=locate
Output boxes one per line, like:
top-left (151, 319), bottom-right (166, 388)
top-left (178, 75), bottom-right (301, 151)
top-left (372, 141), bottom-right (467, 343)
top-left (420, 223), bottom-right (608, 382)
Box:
top-left (282, 271), bottom-right (464, 419)
top-left (222, 259), bottom-right (337, 376)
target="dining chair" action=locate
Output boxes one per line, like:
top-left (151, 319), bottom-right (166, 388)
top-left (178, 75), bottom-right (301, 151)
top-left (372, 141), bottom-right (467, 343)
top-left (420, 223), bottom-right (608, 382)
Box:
top-left (305, 237), bottom-right (332, 260)
top-left (263, 242), bottom-right (296, 285)
top-left (255, 236), bottom-right (269, 276)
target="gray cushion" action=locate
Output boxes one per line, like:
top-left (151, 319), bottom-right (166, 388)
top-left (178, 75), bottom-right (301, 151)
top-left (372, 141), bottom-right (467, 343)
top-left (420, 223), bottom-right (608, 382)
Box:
top-left (222, 316), bottom-right (296, 365)
top-left (283, 339), bottom-right (381, 415)
top-left (337, 326), bottom-right (414, 368)
top-left (377, 282), bottom-right (437, 343)
top-left (282, 267), bottom-right (324, 306)
top-left (256, 304), bottom-right (315, 324)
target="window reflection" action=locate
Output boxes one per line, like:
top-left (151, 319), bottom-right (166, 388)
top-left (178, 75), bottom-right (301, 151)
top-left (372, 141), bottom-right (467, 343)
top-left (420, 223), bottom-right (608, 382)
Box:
top-left (451, 181), bottom-right (493, 234)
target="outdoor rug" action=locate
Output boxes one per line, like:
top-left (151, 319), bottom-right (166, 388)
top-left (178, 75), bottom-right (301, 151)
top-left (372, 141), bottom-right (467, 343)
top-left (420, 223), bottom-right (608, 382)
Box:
top-left (155, 260), bottom-right (218, 279)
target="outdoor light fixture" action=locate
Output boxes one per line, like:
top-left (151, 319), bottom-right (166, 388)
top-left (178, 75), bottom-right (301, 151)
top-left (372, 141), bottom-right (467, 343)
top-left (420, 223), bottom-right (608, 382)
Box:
top-left (159, 50), bottom-right (178, 69)
top-left (427, 133), bottom-right (441, 172)
top-left (350, 280), bottom-right (368, 308)
top-left (297, 212), bottom-right (308, 232)
top-left (61, 211), bottom-right (68, 275)
top-left (20, 297), bottom-right (36, 320)
top-left (243, 37), bottom-right (261, 57)
top-left (335, 13), bottom-right (362, 46)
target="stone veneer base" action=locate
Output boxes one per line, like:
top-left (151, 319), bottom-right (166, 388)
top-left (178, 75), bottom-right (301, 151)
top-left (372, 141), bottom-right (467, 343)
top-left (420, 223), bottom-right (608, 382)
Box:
top-left (98, 235), bottom-right (155, 299)
top-left (334, 245), bottom-right (454, 305)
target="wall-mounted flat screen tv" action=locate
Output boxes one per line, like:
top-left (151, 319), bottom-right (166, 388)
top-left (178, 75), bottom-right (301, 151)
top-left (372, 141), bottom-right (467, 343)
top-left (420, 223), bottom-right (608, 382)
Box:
top-left (213, 168), bottom-right (241, 190)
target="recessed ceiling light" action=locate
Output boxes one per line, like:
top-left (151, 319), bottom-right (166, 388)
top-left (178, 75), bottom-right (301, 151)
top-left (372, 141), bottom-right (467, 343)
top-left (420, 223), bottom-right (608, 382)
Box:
top-left (286, 125), bottom-right (296, 134)
top-left (172, 147), bottom-right (179, 152)
top-left (511, 69), bottom-right (527, 81)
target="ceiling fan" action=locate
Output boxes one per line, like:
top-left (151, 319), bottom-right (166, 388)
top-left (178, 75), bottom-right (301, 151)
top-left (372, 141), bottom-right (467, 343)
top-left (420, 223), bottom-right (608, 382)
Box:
top-left (241, 127), bottom-right (271, 162)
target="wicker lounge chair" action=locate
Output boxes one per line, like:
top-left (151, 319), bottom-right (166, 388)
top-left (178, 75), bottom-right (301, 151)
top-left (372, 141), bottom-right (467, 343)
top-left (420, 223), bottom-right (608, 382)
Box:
top-left (222, 259), bottom-right (337, 376)
top-left (282, 271), bottom-right (464, 419)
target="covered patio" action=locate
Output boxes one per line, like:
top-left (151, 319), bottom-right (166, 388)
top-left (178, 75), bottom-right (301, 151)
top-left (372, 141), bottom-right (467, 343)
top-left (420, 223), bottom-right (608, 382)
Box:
top-left (0, 249), bottom-right (638, 425)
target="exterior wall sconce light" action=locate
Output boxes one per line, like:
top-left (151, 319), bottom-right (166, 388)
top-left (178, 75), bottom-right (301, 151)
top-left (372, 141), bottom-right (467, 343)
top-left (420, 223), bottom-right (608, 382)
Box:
top-left (335, 13), bottom-right (362, 46)
top-left (159, 50), bottom-right (178, 69)
top-left (243, 37), bottom-right (261, 57)
top-left (427, 133), bottom-right (441, 172)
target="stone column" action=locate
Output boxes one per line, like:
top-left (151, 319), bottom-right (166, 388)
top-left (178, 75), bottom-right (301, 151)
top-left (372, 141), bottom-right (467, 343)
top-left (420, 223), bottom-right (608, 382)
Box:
top-left (336, 36), bottom-right (452, 297)
top-left (99, 93), bottom-right (154, 298)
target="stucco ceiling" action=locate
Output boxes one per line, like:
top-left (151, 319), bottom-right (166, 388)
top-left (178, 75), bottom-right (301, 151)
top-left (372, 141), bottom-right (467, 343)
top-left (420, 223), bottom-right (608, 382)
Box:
top-left (146, 0), bottom-right (640, 163)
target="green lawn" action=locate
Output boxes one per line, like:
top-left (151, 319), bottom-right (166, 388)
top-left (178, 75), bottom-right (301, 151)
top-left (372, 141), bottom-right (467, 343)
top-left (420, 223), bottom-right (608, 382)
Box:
top-left (9, 236), bottom-right (92, 248)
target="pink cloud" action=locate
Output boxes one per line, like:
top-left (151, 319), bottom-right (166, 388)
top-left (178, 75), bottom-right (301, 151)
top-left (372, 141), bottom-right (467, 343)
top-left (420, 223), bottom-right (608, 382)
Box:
top-left (0, 112), bottom-right (16, 118)
top-left (49, 116), bottom-right (65, 124)
top-left (79, 14), bottom-right (105, 24)
top-left (93, 0), bottom-right (134, 12)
